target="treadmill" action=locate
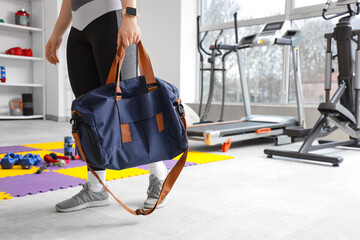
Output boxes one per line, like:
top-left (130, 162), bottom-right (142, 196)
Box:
top-left (187, 15), bottom-right (306, 151)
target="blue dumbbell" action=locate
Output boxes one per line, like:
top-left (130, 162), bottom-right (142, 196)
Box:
top-left (1, 152), bottom-right (23, 169)
top-left (21, 153), bottom-right (42, 169)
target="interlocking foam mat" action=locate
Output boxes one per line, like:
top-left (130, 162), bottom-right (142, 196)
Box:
top-left (0, 142), bottom-right (234, 201)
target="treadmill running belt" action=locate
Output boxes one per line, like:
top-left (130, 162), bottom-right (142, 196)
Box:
top-left (187, 121), bottom-right (285, 137)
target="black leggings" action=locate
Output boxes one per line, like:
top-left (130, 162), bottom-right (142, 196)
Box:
top-left (67, 10), bottom-right (137, 170)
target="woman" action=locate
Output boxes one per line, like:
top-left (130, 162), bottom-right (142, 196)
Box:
top-left (45, 0), bottom-right (169, 212)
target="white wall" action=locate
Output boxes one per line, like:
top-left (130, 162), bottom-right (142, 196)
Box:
top-left (137, 1), bottom-right (181, 88)
top-left (44, 0), bottom-right (73, 121)
top-left (44, 0), bottom-right (59, 119)
top-left (138, 0), bottom-right (199, 103)
top-left (180, 0), bottom-right (199, 103)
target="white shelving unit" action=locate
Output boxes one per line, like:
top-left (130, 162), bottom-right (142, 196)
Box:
top-left (0, 53), bottom-right (43, 61)
top-left (1, 82), bottom-right (43, 87)
top-left (0, 22), bottom-right (42, 32)
top-left (0, 0), bottom-right (45, 120)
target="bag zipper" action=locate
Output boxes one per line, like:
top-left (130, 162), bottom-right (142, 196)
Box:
top-left (164, 80), bottom-right (176, 95)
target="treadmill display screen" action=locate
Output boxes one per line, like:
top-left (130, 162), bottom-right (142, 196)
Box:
top-left (263, 22), bottom-right (284, 32)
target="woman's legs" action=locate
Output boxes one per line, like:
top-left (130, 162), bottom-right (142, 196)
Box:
top-left (66, 25), bottom-right (110, 194)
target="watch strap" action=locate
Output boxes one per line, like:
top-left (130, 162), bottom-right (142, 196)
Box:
top-left (122, 7), bottom-right (139, 18)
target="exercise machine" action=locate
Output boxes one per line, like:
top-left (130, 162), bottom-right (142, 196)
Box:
top-left (264, 0), bottom-right (360, 166)
top-left (188, 13), bottom-right (306, 151)
top-left (197, 16), bottom-right (232, 123)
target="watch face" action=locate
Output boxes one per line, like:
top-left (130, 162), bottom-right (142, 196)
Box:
top-left (126, 7), bottom-right (137, 16)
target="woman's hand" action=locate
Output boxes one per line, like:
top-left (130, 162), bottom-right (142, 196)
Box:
top-left (45, 34), bottom-right (62, 65)
top-left (118, 16), bottom-right (141, 47)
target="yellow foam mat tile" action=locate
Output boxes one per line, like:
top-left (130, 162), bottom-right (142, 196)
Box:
top-left (0, 192), bottom-right (13, 201)
top-left (22, 142), bottom-right (75, 150)
top-left (54, 166), bottom-right (149, 181)
top-left (174, 151), bottom-right (234, 164)
top-left (105, 168), bottom-right (149, 181)
top-left (54, 166), bottom-right (88, 180)
top-left (0, 165), bottom-right (48, 178)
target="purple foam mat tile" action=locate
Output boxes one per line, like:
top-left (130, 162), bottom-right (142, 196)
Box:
top-left (53, 160), bottom-right (86, 169)
top-left (0, 171), bottom-right (86, 197)
top-left (137, 160), bottom-right (197, 171)
top-left (49, 148), bottom-right (64, 154)
top-left (163, 160), bottom-right (197, 169)
top-left (0, 146), bottom-right (40, 154)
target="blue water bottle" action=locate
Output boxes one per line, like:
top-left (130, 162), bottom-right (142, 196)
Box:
top-left (64, 136), bottom-right (73, 158)
top-left (0, 66), bottom-right (5, 83)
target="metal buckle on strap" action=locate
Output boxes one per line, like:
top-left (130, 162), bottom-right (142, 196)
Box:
top-left (70, 116), bottom-right (79, 133)
top-left (147, 83), bottom-right (158, 92)
top-left (174, 101), bottom-right (184, 118)
top-left (136, 209), bottom-right (146, 215)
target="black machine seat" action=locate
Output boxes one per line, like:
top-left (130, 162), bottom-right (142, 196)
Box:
top-left (284, 126), bottom-right (311, 138)
top-left (318, 102), bottom-right (356, 124)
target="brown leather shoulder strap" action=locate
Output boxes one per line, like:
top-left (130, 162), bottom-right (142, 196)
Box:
top-left (72, 116), bottom-right (188, 216)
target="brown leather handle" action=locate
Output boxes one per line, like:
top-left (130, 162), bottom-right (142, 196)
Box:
top-left (106, 41), bottom-right (157, 99)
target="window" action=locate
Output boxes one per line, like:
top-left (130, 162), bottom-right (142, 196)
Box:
top-left (199, 26), bottom-right (283, 104)
top-left (201, 0), bottom-right (285, 25)
top-left (289, 17), bottom-right (339, 104)
top-left (199, 29), bottom-right (238, 103)
top-left (242, 45), bottom-right (284, 103)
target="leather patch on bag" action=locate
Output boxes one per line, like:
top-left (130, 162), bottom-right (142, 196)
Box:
top-left (120, 123), bottom-right (132, 143)
top-left (155, 113), bottom-right (164, 132)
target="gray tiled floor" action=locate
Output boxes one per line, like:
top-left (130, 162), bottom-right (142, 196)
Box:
top-left (1, 120), bottom-right (360, 240)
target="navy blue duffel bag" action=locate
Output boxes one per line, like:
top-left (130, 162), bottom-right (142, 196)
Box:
top-left (71, 41), bottom-right (188, 216)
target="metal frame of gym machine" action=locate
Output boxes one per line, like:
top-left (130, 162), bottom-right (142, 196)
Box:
top-left (197, 16), bottom-right (232, 123)
top-left (188, 13), bottom-right (306, 151)
top-left (265, 0), bottom-right (360, 167)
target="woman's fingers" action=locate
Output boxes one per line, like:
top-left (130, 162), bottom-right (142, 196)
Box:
top-left (120, 30), bottom-right (141, 47)
top-left (135, 33), bottom-right (141, 44)
top-left (122, 36), bottom-right (130, 47)
top-left (46, 50), bottom-right (55, 64)
top-left (53, 54), bottom-right (59, 63)
top-left (46, 55), bottom-right (52, 64)
top-left (47, 52), bottom-right (58, 65)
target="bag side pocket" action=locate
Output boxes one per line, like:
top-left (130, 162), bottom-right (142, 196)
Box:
top-left (79, 123), bottom-right (105, 167)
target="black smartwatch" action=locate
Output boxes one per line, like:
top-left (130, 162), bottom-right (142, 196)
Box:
top-left (122, 7), bottom-right (139, 18)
